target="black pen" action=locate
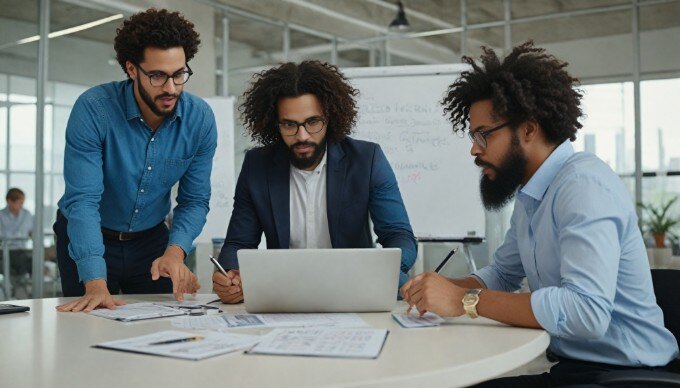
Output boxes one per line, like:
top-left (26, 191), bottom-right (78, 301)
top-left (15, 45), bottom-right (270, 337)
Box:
top-left (149, 335), bottom-right (204, 346)
top-left (434, 247), bottom-right (459, 273)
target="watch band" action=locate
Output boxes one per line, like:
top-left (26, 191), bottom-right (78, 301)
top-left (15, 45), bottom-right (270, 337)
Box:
top-left (462, 288), bottom-right (482, 319)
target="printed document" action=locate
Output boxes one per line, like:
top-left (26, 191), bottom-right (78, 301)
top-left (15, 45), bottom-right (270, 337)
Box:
top-left (89, 302), bottom-right (186, 322)
top-left (172, 312), bottom-right (368, 330)
top-left (247, 328), bottom-right (388, 359)
top-left (392, 312), bottom-right (445, 328)
top-left (94, 330), bottom-right (259, 360)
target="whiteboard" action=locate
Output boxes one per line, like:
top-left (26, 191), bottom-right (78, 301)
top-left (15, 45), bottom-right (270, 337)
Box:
top-left (196, 96), bottom-right (235, 243)
top-left (344, 65), bottom-right (485, 238)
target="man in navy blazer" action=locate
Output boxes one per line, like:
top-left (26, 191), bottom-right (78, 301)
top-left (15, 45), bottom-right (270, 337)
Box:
top-left (214, 61), bottom-right (417, 303)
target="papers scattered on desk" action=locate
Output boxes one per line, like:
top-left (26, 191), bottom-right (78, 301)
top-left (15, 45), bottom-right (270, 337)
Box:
top-left (89, 302), bottom-right (186, 322)
top-left (153, 301), bottom-right (207, 309)
top-left (172, 312), bottom-right (368, 331)
top-left (94, 330), bottom-right (259, 361)
top-left (247, 328), bottom-right (388, 359)
top-left (392, 312), bottom-right (445, 328)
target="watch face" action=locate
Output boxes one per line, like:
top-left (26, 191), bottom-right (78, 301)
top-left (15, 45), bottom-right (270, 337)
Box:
top-left (463, 294), bottom-right (477, 304)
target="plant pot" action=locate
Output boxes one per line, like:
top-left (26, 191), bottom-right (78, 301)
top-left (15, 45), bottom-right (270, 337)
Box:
top-left (651, 247), bottom-right (673, 269)
top-left (653, 233), bottom-right (666, 249)
top-left (647, 248), bottom-right (656, 268)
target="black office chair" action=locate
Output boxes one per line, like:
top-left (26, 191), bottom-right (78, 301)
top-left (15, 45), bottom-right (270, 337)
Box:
top-left (597, 269), bottom-right (680, 386)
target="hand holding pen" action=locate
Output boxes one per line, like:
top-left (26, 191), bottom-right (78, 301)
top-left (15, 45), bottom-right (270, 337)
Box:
top-left (403, 247), bottom-right (459, 315)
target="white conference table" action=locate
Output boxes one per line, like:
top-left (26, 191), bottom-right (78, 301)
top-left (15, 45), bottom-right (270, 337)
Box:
top-left (0, 294), bottom-right (549, 388)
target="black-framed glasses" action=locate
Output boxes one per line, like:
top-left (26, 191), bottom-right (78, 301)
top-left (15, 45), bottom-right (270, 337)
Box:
top-left (136, 64), bottom-right (193, 87)
top-left (468, 121), bottom-right (511, 149)
top-left (277, 116), bottom-right (326, 136)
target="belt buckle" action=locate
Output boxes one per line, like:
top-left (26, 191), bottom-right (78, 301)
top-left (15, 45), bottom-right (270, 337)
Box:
top-left (118, 232), bottom-right (131, 242)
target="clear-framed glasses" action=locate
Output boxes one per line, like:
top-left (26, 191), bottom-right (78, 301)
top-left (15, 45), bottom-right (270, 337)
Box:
top-left (468, 121), bottom-right (511, 148)
top-left (278, 116), bottom-right (326, 136)
top-left (136, 64), bottom-right (193, 87)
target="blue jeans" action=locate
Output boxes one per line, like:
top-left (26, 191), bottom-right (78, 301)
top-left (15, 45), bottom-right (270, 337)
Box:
top-left (54, 211), bottom-right (172, 297)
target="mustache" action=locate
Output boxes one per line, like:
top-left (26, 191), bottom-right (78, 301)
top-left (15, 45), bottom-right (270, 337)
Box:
top-left (474, 157), bottom-right (495, 170)
top-left (292, 141), bottom-right (317, 148)
top-left (155, 93), bottom-right (179, 101)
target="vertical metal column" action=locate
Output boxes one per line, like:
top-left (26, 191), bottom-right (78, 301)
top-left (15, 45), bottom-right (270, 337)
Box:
top-left (504, 0), bottom-right (512, 51)
top-left (283, 24), bottom-right (290, 61)
top-left (382, 39), bottom-right (390, 66)
top-left (221, 16), bottom-right (229, 96)
top-left (632, 0), bottom-right (643, 221)
top-left (460, 0), bottom-right (467, 57)
top-left (331, 37), bottom-right (338, 65)
top-left (33, 0), bottom-right (50, 298)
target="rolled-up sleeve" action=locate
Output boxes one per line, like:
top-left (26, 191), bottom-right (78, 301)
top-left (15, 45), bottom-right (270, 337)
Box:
top-left (473, 206), bottom-right (526, 292)
top-left (59, 96), bottom-right (107, 282)
top-left (530, 176), bottom-right (621, 340)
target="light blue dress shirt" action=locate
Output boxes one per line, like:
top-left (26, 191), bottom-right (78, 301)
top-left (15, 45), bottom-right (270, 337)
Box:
top-left (57, 80), bottom-right (217, 283)
top-left (0, 207), bottom-right (33, 249)
top-left (474, 140), bottom-right (678, 367)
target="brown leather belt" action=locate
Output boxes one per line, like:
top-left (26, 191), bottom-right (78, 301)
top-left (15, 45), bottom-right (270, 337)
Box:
top-left (101, 221), bottom-right (165, 242)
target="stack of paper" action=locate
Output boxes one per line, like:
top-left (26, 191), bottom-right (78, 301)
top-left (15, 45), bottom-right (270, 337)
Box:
top-left (172, 312), bottom-right (368, 331)
top-left (94, 330), bottom-right (259, 360)
top-left (89, 303), bottom-right (186, 322)
top-left (247, 328), bottom-right (389, 359)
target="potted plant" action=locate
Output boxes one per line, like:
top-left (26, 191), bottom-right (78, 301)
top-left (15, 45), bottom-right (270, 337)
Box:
top-left (638, 197), bottom-right (679, 268)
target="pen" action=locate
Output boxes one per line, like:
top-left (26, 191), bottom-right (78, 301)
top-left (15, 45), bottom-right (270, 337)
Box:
top-left (149, 335), bottom-right (204, 346)
top-left (209, 255), bottom-right (229, 277)
top-left (434, 247), bottom-right (459, 273)
top-left (407, 248), bottom-right (459, 315)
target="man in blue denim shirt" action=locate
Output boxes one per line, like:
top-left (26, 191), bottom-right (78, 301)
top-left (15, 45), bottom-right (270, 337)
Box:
top-left (402, 42), bottom-right (678, 386)
top-left (55, 9), bottom-right (217, 312)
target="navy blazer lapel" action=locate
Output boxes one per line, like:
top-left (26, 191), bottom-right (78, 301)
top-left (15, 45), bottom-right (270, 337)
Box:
top-left (268, 147), bottom-right (290, 248)
top-left (326, 141), bottom-right (347, 247)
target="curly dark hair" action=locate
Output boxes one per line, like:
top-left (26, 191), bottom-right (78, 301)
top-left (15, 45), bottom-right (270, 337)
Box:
top-left (114, 8), bottom-right (201, 75)
top-left (442, 41), bottom-right (583, 144)
top-left (240, 61), bottom-right (359, 147)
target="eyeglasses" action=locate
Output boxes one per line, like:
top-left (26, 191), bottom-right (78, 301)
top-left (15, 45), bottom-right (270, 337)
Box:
top-left (136, 64), bottom-right (193, 87)
top-left (468, 121), bottom-right (511, 149)
top-left (278, 116), bottom-right (326, 136)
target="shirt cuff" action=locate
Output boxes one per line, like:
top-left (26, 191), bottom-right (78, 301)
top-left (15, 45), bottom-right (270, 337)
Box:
top-left (530, 286), bottom-right (561, 335)
top-left (470, 274), bottom-right (487, 288)
top-left (472, 266), bottom-right (502, 291)
top-left (75, 256), bottom-right (108, 283)
top-left (168, 232), bottom-right (194, 259)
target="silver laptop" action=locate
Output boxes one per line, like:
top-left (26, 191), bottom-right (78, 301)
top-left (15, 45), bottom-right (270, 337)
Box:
top-left (238, 248), bottom-right (401, 313)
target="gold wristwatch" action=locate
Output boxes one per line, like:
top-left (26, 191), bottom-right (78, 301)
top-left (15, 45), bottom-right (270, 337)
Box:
top-left (462, 289), bottom-right (483, 319)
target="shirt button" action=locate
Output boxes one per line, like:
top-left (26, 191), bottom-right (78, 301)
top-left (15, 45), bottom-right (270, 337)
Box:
top-left (140, 189), bottom-right (145, 193)
top-left (129, 228), bottom-right (133, 232)
top-left (151, 138), bottom-right (155, 142)
top-left (135, 209), bottom-right (139, 213)
top-left (147, 166), bottom-right (152, 170)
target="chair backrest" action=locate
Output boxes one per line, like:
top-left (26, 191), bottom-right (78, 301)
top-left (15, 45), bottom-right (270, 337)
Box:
top-left (652, 269), bottom-right (680, 346)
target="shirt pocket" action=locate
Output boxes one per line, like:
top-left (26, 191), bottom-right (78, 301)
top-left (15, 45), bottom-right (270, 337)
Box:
top-left (162, 157), bottom-right (193, 185)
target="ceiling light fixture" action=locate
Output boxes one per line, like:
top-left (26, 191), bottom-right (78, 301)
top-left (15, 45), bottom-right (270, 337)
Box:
top-left (388, 1), bottom-right (411, 32)
top-left (0, 14), bottom-right (123, 51)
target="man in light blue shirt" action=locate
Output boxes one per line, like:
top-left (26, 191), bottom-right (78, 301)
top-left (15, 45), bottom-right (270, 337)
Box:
top-left (0, 188), bottom-right (33, 250)
top-left (401, 42), bottom-right (678, 386)
top-left (0, 188), bottom-right (33, 278)
top-left (55, 9), bottom-right (216, 313)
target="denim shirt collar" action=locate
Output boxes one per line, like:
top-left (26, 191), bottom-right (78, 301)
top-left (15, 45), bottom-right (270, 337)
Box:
top-left (123, 79), bottom-right (183, 123)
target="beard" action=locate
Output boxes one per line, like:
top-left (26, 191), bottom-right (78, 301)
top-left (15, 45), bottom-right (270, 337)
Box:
top-left (287, 135), bottom-right (327, 170)
top-left (476, 133), bottom-right (527, 211)
top-left (136, 77), bottom-right (178, 117)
